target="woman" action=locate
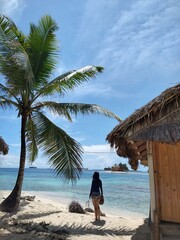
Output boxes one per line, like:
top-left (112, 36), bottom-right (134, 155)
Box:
top-left (89, 171), bottom-right (103, 221)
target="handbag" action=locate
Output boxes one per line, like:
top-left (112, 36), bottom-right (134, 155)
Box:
top-left (99, 195), bottom-right (104, 205)
top-left (85, 200), bottom-right (94, 212)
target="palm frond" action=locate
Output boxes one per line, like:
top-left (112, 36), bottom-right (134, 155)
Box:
top-left (26, 117), bottom-right (38, 163)
top-left (0, 15), bottom-right (19, 48)
top-left (1, 50), bottom-right (34, 102)
top-left (0, 96), bottom-right (20, 110)
top-left (33, 101), bottom-right (121, 122)
top-left (33, 101), bottom-right (73, 122)
top-left (0, 15), bottom-right (35, 104)
top-left (0, 83), bottom-right (22, 103)
top-left (32, 112), bottom-right (83, 181)
top-left (33, 66), bottom-right (104, 99)
top-left (28, 15), bottom-right (59, 85)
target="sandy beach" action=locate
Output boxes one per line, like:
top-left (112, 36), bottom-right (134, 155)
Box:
top-left (0, 191), bottom-right (150, 240)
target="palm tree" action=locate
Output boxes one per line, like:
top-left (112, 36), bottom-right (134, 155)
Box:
top-left (0, 136), bottom-right (9, 155)
top-left (0, 15), bottom-right (120, 212)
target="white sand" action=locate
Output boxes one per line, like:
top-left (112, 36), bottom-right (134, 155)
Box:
top-left (0, 191), bottom-right (150, 240)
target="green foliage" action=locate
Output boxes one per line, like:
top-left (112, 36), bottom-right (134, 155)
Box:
top-left (104, 162), bottom-right (129, 171)
top-left (0, 14), bottom-right (121, 182)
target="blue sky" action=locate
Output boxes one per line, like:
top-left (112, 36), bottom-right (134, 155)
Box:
top-left (0, 0), bottom-right (179, 170)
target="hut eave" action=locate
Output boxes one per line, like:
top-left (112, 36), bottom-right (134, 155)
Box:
top-left (106, 83), bottom-right (180, 170)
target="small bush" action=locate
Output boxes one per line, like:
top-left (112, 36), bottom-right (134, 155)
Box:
top-left (68, 201), bottom-right (85, 214)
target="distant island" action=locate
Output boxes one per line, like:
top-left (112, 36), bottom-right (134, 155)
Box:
top-left (104, 163), bottom-right (129, 172)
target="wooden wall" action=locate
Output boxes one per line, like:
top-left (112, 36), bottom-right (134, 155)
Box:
top-left (152, 142), bottom-right (180, 223)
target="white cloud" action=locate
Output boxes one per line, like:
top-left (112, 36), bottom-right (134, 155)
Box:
top-left (0, 154), bottom-right (19, 167)
top-left (72, 83), bottom-right (111, 97)
top-left (9, 143), bottom-right (20, 147)
top-left (0, 0), bottom-right (19, 14)
top-left (83, 144), bottom-right (113, 153)
top-left (74, 0), bottom-right (180, 89)
top-left (56, 62), bottom-right (69, 76)
top-left (0, 0), bottom-right (26, 18)
top-left (82, 144), bottom-right (147, 171)
top-left (60, 80), bottom-right (135, 100)
top-left (96, 0), bottom-right (180, 71)
top-left (82, 151), bottom-right (126, 170)
top-left (82, 144), bottom-right (120, 169)
top-left (0, 115), bottom-right (18, 121)
top-left (0, 143), bottom-right (147, 171)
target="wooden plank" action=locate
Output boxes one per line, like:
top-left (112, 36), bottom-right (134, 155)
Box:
top-left (159, 143), bottom-right (172, 221)
top-left (160, 222), bottom-right (180, 238)
top-left (152, 142), bottom-right (161, 240)
top-left (172, 143), bottom-right (180, 222)
top-left (167, 144), bottom-right (176, 221)
top-left (154, 142), bottom-right (180, 223)
top-left (152, 142), bottom-right (161, 218)
top-left (147, 142), bottom-right (156, 222)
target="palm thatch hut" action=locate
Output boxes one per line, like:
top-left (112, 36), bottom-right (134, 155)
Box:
top-left (0, 137), bottom-right (9, 155)
top-left (107, 83), bottom-right (180, 240)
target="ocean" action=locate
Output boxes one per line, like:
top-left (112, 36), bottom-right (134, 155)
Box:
top-left (0, 168), bottom-right (150, 218)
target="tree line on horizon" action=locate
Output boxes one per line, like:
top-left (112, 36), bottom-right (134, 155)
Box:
top-left (104, 162), bottom-right (129, 172)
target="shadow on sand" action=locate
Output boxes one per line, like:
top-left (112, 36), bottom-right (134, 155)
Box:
top-left (0, 200), bottom-right (151, 240)
top-left (131, 218), bottom-right (151, 240)
top-left (91, 219), bottom-right (106, 226)
top-left (0, 212), bottom-right (136, 239)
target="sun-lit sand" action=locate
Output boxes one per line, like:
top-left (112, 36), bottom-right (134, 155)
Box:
top-left (0, 191), bottom-right (150, 240)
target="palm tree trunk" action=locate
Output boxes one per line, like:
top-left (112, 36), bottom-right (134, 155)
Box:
top-left (0, 115), bottom-right (27, 212)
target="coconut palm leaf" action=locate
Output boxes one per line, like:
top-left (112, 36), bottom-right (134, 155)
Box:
top-left (33, 66), bottom-right (104, 100)
top-left (32, 112), bottom-right (83, 180)
top-left (33, 101), bottom-right (121, 122)
top-left (26, 117), bottom-right (38, 163)
top-left (0, 97), bottom-right (20, 110)
top-left (0, 83), bottom-right (22, 106)
top-left (0, 15), bottom-right (21, 37)
top-left (0, 46), bottom-right (35, 102)
top-left (0, 16), bottom-right (35, 103)
top-left (28, 15), bottom-right (58, 85)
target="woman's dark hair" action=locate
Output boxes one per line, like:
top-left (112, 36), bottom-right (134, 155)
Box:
top-left (93, 171), bottom-right (100, 180)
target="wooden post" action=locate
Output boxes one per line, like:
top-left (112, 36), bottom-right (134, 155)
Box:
top-left (153, 210), bottom-right (160, 240)
top-left (147, 142), bottom-right (160, 240)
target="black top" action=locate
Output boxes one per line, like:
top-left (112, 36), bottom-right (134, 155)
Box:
top-left (89, 179), bottom-right (103, 197)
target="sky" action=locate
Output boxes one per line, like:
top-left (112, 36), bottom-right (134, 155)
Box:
top-left (0, 0), bottom-right (179, 171)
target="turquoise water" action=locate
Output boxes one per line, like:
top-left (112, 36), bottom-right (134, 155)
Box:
top-left (0, 168), bottom-right (150, 217)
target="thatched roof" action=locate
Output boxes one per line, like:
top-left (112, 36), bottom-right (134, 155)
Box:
top-left (107, 83), bottom-right (180, 170)
top-left (0, 137), bottom-right (9, 155)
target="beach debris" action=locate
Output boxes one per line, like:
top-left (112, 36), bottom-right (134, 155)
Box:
top-left (101, 212), bottom-right (106, 217)
top-left (20, 195), bottom-right (36, 201)
top-left (84, 200), bottom-right (94, 212)
top-left (68, 200), bottom-right (85, 214)
top-left (84, 207), bottom-right (94, 212)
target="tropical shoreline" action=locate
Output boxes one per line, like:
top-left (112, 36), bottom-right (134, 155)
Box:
top-left (0, 191), bottom-right (151, 240)
top-left (0, 168), bottom-right (150, 218)
top-left (27, 190), bottom-right (147, 218)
